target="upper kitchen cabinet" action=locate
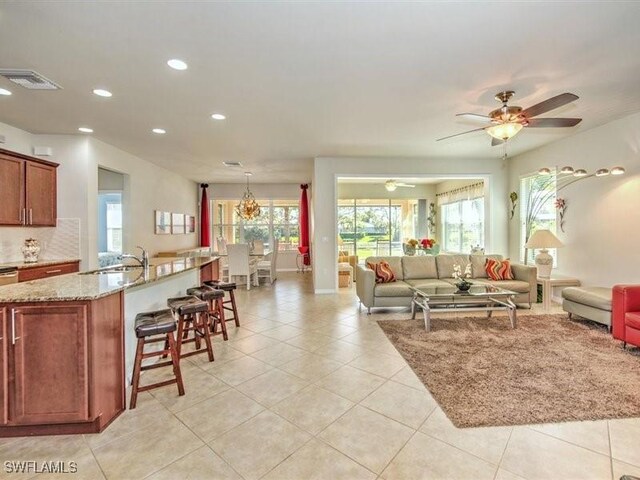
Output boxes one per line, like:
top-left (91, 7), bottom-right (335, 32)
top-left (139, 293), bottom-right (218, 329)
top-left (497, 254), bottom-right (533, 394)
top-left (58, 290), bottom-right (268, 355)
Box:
top-left (0, 149), bottom-right (58, 227)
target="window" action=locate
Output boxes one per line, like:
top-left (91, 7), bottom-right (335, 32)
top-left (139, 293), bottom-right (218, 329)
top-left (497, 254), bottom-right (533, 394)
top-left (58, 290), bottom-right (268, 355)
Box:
top-left (98, 192), bottom-right (122, 253)
top-left (212, 199), bottom-right (300, 251)
top-left (440, 198), bottom-right (484, 253)
top-left (520, 173), bottom-right (557, 263)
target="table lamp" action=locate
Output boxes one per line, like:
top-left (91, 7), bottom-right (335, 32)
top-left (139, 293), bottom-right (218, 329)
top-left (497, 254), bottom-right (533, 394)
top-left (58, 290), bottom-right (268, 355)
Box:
top-left (525, 229), bottom-right (564, 278)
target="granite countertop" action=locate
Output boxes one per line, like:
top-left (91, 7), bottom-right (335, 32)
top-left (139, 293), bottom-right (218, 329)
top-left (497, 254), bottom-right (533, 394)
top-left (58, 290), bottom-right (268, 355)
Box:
top-left (0, 258), bottom-right (81, 270)
top-left (0, 256), bottom-right (219, 303)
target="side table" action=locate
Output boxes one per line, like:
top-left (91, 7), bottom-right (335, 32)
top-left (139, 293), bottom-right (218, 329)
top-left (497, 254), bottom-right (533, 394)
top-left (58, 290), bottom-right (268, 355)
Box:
top-left (537, 274), bottom-right (581, 311)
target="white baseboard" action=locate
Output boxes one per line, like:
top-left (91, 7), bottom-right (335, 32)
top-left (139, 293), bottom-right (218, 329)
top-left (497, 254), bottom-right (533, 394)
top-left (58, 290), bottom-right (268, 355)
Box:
top-left (314, 289), bottom-right (336, 294)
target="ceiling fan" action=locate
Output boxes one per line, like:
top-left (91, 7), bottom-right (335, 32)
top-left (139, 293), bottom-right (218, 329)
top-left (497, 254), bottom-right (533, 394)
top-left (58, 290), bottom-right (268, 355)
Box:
top-left (385, 179), bottom-right (415, 191)
top-left (436, 91), bottom-right (582, 146)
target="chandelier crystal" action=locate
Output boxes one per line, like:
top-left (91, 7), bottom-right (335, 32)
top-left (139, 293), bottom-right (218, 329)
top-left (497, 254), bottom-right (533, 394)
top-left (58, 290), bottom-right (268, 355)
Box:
top-left (235, 172), bottom-right (261, 220)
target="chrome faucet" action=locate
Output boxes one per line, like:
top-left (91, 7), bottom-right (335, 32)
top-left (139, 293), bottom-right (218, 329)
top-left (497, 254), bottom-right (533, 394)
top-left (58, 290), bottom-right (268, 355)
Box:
top-left (121, 246), bottom-right (149, 269)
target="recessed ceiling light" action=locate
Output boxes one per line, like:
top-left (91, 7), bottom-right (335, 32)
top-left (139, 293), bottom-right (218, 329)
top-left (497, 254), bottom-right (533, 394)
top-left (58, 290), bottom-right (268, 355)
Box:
top-left (211, 113), bottom-right (226, 120)
top-left (0, 88), bottom-right (11, 96)
top-left (167, 59), bottom-right (188, 71)
top-left (78, 127), bottom-right (93, 133)
top-left (152, 128), bottom-right (166, 134)
top-left (93, 88), bottom-right (112, 97)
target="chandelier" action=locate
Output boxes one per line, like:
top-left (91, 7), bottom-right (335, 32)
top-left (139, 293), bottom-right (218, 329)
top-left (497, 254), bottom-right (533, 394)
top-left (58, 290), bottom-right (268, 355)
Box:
top-left (236, 172), bottom-right (261, 220)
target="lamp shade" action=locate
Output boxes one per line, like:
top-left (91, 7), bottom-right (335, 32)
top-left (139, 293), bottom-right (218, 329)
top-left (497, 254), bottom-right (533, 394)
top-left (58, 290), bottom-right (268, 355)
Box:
top-left (486, 122), bottom-right (523, 140)
top-left (525, 229), bottom-right (564, 249)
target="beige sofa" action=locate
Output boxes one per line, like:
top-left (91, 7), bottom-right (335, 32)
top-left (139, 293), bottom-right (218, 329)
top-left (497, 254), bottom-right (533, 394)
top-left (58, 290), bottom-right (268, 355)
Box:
top-left (356, 254), bottom-right (536, 314)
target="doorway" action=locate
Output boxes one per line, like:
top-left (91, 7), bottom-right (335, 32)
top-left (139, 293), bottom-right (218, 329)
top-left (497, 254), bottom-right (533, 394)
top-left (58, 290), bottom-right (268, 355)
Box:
top-left (98, 168), bottom-right (125, 267)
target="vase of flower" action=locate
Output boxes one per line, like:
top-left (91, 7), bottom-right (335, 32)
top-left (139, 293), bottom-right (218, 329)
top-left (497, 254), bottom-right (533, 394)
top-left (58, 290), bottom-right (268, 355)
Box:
top-left (452, 262), bottom-right (472, 291)
top-left (21, 238), bottom-right (41, 263)
top-left (456, 280), bottom-right (472, 292)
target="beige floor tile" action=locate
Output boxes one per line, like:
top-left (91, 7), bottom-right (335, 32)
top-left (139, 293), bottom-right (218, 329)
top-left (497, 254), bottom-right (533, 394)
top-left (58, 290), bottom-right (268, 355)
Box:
top-left (310, 323), bottom-right (359, 339)
top-left (494, 468), bottom-right (527, 480)
top-left (381, 431), bottom-right (497, 480)
top-left (362, 380), bottom-right (437, 429)
top-left (263, 439), bottom-right (376, 480)
top-left (146, 445), bottom-right (241, 480)
top-left (241, 318), bottom-right (285, 333)
top-left (229, 333), bottom-right (281, 354)
top-left (313, 339), bottom-right (370, 364)
top-left (419, 408), bottom-right (512, 465)
top-left (33, 450), bottom-right (105, 480)
top-left (348, 351), bottom-right (406, 378)
top-left (613, 459), bottom-right (640, 479)
top-left (271, 385), bottom-right (354, 434)
top-left (528, 419), bottom-right (610, 455)
top-left (191, 341), bottom-right (246, 367)
top-left (285, 332), bottom-right (336, 352)
top-left (250, 342), bottom-right (307, 366)
top-left (316, 365), bottom-right (386, 402)
top-left (279, 353), bottom-right (342, 381)
top-left (236, 368), bottom-right (309, 407)
top-left (318, 405), bottom-right (414, 474)
top-left (150, 367), bottom-right (229, 413)
top-left (390, 366), bottom-right (427, 391)
top-left (212, 326), bottom-right (255, 342)
top-left (93, 416), bottom-right (203, 480)
top-left (500, 426), bottom-right (611, 480)
top-left (209, 410), bottom-right (311, 480)
top-left (176, 389), bottom-right (264, 442)
top-left (261, 324), bottom-right (305, 341)
top-left (207, 355), bottom-right (273, 386)
top-left (610, 417), bottom-right (640, 467)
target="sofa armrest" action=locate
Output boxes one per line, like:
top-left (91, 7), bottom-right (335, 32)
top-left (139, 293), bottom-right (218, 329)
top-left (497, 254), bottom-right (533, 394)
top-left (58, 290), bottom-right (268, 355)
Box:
top-left (612, 285), bottom-right (640, 340)
top-left (511, 263), bottom-right (537, 304)
top-left (356, 265), bottom-right (375, 308)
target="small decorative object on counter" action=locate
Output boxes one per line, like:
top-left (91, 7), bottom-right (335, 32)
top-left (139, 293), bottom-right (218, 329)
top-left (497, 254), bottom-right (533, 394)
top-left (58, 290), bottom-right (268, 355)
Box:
top-left (452, 262), bottom-right (472, 291)
top-left (404, 239), bottom-right (419, 255)
top-left (21, 238), bottom-right (41, 263)
top-left (471, 245), bottom-right (485, 254)
top-left (555, 197), bottom-right (566, 232)
top-left (509, 191), bottom-right (518, 220)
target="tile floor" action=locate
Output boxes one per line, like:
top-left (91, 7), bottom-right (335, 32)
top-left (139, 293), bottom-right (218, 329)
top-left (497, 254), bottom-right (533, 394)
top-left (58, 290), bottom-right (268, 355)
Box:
top-left (2, 272), bottom-right (639, 480)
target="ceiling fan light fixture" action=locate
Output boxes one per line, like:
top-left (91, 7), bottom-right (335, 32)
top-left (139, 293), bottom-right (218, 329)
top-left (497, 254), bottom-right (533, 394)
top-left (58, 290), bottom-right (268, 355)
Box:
top-left (385, 180), bottom-right (397, 192)
top-left (611, 166), bottom-right (625, 175)
top-left (573, 169), bottom-right (588, 177)
top-left (486, 122), bottom-right (523, 141)
top-left (560, 166), bottom-right (575, 174)
top-left (538, 167), bottom-right (552, 176)
top-left (595, 168), bottom-right (610, 177)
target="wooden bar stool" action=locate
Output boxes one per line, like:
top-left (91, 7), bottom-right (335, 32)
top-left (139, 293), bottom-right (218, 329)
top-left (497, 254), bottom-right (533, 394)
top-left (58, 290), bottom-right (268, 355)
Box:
top-left (167, 295), bottom-right (214, 362)
top-left (204, 280), bottom-right (240, 327)
top-left (130, 309), bottom-right (185, 409)
top-left (187, 286), bottom-right (228, 341)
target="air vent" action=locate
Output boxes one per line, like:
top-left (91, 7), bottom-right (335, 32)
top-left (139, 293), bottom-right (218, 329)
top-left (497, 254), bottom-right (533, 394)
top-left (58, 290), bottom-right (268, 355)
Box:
top-left (0, 69), bottom-right (61, 90)
top-left (223, 161), bottom-right (243, 167)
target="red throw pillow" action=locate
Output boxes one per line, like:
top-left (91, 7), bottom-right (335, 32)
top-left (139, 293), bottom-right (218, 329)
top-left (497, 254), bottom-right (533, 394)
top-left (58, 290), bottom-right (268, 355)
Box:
top-left (366, 260), bottom-right (396, 284)
top-left (485, 258), bottom-right (514, 281)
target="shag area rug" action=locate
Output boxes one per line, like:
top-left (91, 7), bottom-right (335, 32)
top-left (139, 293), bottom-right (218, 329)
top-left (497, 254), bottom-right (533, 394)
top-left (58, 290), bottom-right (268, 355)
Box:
top-left (377, 314), bottom-right (640, 428)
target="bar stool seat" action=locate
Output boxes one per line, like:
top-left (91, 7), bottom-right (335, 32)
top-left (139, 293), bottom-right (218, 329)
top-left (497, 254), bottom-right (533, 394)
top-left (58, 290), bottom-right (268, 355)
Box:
top-left (130, 309), bottom-right (184, 409)
top-left (167, 295), bottom-right (214, 362)
top-left (204, 280), bottom-right (241, 328)
top-left (188, 286), bottom-right (228, 341)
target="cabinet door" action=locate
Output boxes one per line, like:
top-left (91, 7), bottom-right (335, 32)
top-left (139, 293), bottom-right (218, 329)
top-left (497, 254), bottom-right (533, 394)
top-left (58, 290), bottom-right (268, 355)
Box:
top-left (0, 155), bottom-right (25, 225)
top-left (25, 160), bottom-right (57, 226)
top-left (0, 308), bottom-right (7, 425)
top-left (10, 304), bottom-right (90, 425)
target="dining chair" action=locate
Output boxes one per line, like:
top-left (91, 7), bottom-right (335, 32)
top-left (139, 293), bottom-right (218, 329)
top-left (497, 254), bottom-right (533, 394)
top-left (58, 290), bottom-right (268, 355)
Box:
top-left (217, 237), bottom-right (229, 280)
top-left (252, 240), bottom-right (265, 255)
top-left (257, 238), bottom-right (278, 284)
top-left (227, 243), bottom-right (258, 290)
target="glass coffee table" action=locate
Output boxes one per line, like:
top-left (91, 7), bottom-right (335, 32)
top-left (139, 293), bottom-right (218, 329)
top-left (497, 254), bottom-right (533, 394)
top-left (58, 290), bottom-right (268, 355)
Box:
top-left (410, 284), bottom-right (518, 332)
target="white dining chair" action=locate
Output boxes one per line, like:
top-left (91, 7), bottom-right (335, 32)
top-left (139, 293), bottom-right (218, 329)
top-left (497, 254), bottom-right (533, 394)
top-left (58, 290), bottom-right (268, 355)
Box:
top-left (227, 243), bottom-right (258, 290)
top-left (252, 240), bottom-right (265, 255)
top-left (257, 238), bottom-right (278, 284)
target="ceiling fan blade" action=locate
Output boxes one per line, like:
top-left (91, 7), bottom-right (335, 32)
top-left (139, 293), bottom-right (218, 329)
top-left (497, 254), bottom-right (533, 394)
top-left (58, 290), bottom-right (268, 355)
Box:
top-left (397, 183), bottom-right (416, 188)
top-left (436, 127), bottom-right (487, 142)
top-left (525, 118), bottom-right (582, 128)
top-left (521, 93), bottom-right (579, 118)
top-left (455, 113), bottom-right (493, 123)
top-left (491, 137), bottom-right (505, 147)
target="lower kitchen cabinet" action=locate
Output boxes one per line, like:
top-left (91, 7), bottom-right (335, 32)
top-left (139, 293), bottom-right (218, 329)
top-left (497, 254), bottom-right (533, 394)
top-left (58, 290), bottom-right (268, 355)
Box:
top-left (0, 292), bottom-right (125, 436)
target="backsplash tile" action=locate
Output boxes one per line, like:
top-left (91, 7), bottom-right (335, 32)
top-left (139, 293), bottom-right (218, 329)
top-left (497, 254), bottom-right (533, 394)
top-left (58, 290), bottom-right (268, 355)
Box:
top-left (0, 218), bottom-right (81, 263)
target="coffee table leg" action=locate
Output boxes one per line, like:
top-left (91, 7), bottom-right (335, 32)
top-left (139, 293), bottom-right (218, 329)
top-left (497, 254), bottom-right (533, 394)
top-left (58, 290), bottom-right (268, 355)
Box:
top-left (411, 293), bottom-right (417, 319)
top-left (423, 303), bottom-right (431, 332)
top-left (507, 297), bottom-right (517, 328)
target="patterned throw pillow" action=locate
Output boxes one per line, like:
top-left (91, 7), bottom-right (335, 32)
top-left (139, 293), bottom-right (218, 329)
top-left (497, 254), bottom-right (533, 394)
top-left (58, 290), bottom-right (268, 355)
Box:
top-left (485, 258), bottom-right (514, 281)
top-left (366, 260), bottom-right (397, 284)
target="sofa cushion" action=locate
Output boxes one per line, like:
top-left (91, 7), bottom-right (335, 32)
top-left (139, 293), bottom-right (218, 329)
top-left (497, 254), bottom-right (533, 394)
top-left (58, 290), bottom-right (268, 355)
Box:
top-left (367, 260), bottom-right (396, 283)
top-left (470, 254), bottom-right (503, 278)
top-left (436, 254), bottom-right (471, 279)
top-left (365, 256), bottom-right (403, 280)
top-left (402, 256), bottom-right (438, 279)
top-left (485, 258), bottom-right (514, 281)
top-left (404, 279), bottom-right (453, 289)
top-left (474, 279), bottom-right (531, 293)
top-left (562, 287), bottom-right (612, 311)
top-left (375, 281), bottom-right (413, 297)
top-left (626, 312), bottom-right (640, 330)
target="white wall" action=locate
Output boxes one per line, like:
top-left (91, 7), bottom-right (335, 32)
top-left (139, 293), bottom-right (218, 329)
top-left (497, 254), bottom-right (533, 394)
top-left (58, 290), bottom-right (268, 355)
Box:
top-left (209, 183), bottom-right (300, 200)
top-left (337, 183), bottom-right (436, 200)
top-left (508, 111), bottom-right (640, 287)
top-left (313, 156), bottom-right (509, 293)
top-left (0, 121), bottom-right (199, 268)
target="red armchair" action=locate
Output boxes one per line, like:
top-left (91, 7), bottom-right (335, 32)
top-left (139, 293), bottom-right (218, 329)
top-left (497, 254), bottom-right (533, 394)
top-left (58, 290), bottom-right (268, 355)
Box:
top-left (612, 285), bottom-right (640, 349)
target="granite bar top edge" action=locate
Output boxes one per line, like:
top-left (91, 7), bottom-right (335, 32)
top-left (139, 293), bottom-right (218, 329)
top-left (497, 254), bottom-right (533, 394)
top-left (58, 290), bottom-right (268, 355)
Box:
top-left (0, 259), bottom-right (81, 270)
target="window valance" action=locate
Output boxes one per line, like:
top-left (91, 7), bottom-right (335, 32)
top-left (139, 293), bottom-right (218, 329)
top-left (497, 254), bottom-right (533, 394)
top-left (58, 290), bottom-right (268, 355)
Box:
top-left (436, 182), bottom-right (484, 206)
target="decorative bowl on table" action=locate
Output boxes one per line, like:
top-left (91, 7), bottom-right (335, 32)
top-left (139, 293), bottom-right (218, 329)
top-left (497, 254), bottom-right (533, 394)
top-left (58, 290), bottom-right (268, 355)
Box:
top-left (456, 280), bottom-right (472, 292)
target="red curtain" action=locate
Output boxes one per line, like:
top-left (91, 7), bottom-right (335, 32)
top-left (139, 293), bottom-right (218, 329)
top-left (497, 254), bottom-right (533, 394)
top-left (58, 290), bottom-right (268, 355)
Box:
top-left (299, 184), bottom-right (310, 265)
top-left (200, 184), bottom-right (211, 248)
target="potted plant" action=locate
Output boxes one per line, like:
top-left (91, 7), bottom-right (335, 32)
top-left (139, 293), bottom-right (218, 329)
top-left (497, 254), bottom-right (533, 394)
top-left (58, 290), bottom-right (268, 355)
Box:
top-left (452, 263), bottom-right (473, 291)
top-left (404, 239), bottom-right (418, 255)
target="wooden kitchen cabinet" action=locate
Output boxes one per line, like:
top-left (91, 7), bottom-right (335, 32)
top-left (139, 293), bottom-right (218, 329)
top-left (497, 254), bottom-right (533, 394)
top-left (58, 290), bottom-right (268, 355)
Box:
top-left (0, 308), bottom-right (7, 425)
top-left (0, 148), bottom-right (58, 227)
top-left (18, 261), bottom-right (80, 282)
